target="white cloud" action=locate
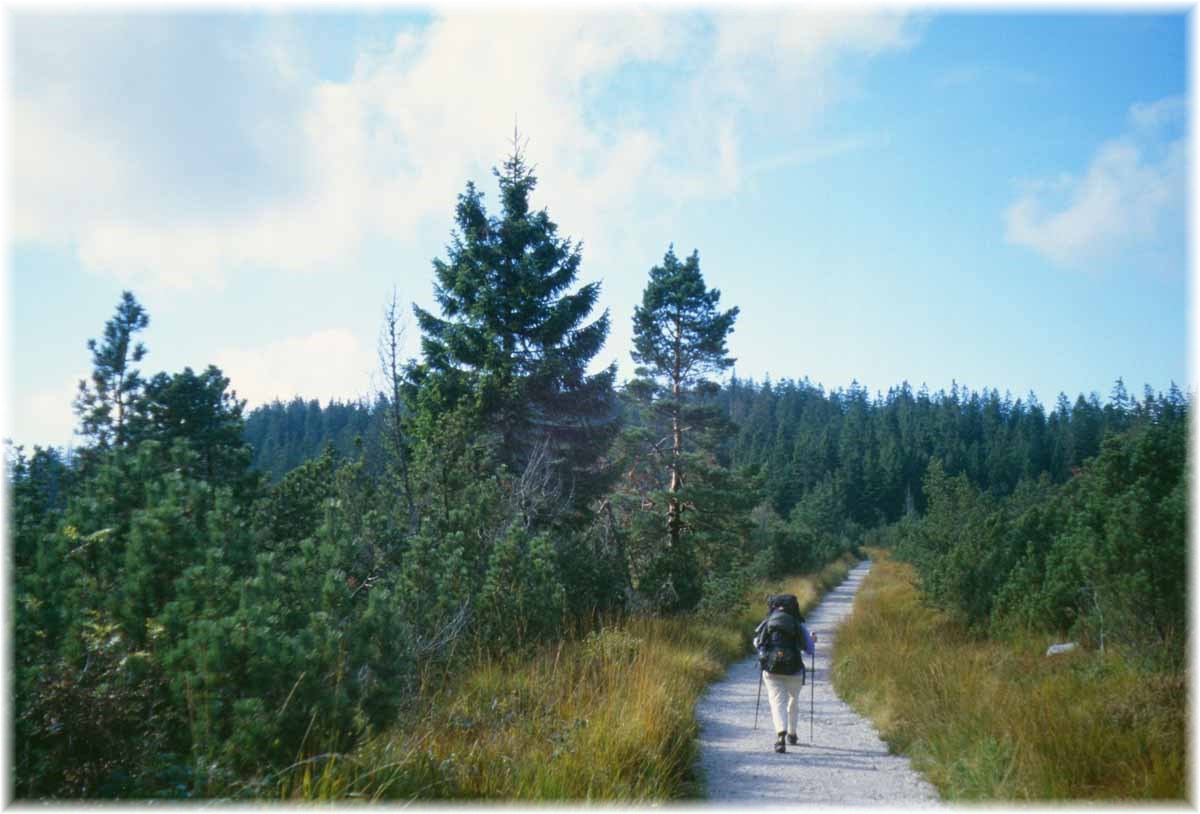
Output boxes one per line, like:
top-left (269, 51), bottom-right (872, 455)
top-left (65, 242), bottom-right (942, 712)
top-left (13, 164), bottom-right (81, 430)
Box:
top-left (686, 10), bottom-right (916, 195)
top-left (13, 10), bottom-right (918, 289)
top-left (707, 10), bottom-right (915, 113)
top-left (713, 10), bottom-right (914, 82)
top-left (214, 330), bottom-right (373, 407)
top-left (1004, 96), bottom-right (1186, 267)
top-left (9, 330), bottom-right (376, 446)
top-left (10, 375), bottom-right (87, 451)
top-left (1129, 95), bottom-right (1186, 133)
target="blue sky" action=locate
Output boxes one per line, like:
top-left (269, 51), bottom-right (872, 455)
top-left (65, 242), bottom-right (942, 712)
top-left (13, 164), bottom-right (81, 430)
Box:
top-left (7, 8), bottom-right (1191, 451)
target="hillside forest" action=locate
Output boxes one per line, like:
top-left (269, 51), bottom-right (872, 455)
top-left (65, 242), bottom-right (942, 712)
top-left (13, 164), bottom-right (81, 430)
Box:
top-left (8, 143), bottom-right (1188, 798)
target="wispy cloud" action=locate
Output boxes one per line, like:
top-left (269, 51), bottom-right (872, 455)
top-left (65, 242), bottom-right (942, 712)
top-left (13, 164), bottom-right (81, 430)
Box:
top-left (1129, 95), bottom-right (1186, 132)
top-left (745, 132), bottom-right (891, 176)
top-left (1003, 95), bottom-right (1185, 268)
top-left (13, 10), bottom-right (920, 290)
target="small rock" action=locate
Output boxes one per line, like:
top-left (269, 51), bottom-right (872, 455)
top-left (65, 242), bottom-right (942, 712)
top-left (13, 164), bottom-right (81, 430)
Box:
top-left (1046, 641), bottom-right (1079, 656)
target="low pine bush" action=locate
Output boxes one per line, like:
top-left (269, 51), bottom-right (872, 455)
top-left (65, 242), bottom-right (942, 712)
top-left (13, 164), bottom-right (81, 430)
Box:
top-left (278, 552), bottom-right (859, 801)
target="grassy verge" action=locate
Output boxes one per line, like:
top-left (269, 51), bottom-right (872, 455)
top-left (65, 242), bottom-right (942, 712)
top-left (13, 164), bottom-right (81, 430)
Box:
top-left (832, 550), bottom-right (1186, 801)
top-left (279, 552), bottom-right (860, 801)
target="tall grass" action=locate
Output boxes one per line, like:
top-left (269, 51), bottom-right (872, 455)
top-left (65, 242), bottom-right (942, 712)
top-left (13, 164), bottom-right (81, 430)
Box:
top-left (833, 551), bottom-right (1186, 801)
top-left (277, 552), bottom-right (859, 801)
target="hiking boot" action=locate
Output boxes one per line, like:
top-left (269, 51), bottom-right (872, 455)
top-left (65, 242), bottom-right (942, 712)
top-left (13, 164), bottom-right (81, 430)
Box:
top-left (787, 733), bottom-right (799, 746)
top-left (774, 733), bottom-right (787, 753)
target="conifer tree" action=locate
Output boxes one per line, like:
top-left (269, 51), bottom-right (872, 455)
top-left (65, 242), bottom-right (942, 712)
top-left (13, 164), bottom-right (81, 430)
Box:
top-left (631, 246), bottom-right (739, 550)
top-left (73, 291), bottom-right (150, 450)
top-left (621, 246), bottom-right (747, 609)
top-left (131, 365), bottom-right (252, 489)
top-left (409, 135), bottom-right (617, 515)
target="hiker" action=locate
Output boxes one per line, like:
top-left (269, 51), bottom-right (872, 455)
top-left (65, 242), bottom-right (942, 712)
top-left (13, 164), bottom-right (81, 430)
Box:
top-left (753, 594), bottom-right (815, 753)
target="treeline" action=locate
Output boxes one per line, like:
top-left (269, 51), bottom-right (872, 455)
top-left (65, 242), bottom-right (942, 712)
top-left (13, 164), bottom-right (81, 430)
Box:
top-left (242, 397), bottom-right (381, 481)
top-left (882, 397), bottom-right (1188, 664)
top-left (258, 369), bottom-right (1175, 545)
top-left (244, 374), bottom-right (1178, 590)
top-left (721, 374), bottom-right (1184, 522)
top-left (8, 143), bottom-right (855, 799)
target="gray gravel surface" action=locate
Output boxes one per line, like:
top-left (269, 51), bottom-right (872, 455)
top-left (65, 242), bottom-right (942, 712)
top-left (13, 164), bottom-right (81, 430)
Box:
top-left (695, 560), bottom-right (941, 806)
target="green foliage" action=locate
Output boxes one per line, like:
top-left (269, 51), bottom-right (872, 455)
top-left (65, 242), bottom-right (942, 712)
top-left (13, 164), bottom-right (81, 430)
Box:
top-left (408, 137), bottom-right (617, 516)
top-left (1031, 417), bottom-right (1187, 659)
top-left (13, 292), bottom-right (426, 798)
top-left (722, 377), bottom-right (1165, 527)
top-left (615, 246), bottom-right (746, 612)
top-left (132, 365), bottom-right (256, 493)
top-left (8, 443), bottom-right (76, 572)
top-left (788, 474), bottom-right (861, 567)
top-left (478, 526), bottom-right (566, 649)
top-left (694, 565), bottom-right (752, 622)
top-left (73, 290), bottom-right (150, 451)
top-left (894, 408), bottom-right (1188, 664)
top-left (252, 444), bottom-right (341, 546)
top-left (118, 449), bottom-right (213, 645)
top-left (15, 611), bottom-right (179, 798)
top-left (631, 246), bottom-right (738, 386)
top-left (242, 396), bottom-right (379, 483)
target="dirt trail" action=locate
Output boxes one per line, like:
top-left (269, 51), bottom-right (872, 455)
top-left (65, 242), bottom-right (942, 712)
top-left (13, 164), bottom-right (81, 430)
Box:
top-left (695, 560), bottom-right (941, 805)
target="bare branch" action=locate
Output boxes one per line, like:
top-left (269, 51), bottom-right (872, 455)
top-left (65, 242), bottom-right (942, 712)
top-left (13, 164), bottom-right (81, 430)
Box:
top-left (510, 434), bottom-right (574, 529)
top-left (415, 602), bottom-right (471, 658)
top-left (378, 288), bottom-right (419, 535)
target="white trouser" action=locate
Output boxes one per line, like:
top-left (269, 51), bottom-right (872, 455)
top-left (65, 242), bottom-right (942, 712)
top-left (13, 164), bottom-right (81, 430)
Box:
top-left (763, 671), bottom-right (805, 735)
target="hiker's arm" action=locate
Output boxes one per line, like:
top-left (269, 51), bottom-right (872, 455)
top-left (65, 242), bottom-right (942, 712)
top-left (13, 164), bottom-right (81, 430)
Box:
top-left (800, 624), bottom-right (815, 655)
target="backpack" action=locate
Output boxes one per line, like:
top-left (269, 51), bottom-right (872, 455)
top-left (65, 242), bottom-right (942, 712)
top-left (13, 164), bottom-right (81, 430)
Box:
top-left (767, 593), bottom-right (803, 621)
top-left (755, 594), bottom-right (805, 676)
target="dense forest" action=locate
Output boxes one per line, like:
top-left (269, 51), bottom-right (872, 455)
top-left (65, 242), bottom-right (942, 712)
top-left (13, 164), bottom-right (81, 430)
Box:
top-left (8, 143), bottom-right (1188, 798)
top-left (887, 400), bottom-right (1188, 665)
top-left (243, 397), bottom-right (378, 482)
top-left (242, 368), bottom-right (1187, 600)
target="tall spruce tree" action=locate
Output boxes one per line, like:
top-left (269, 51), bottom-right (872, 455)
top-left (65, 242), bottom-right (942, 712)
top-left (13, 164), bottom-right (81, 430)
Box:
top-left (409, 136), bottom-right (617, 516)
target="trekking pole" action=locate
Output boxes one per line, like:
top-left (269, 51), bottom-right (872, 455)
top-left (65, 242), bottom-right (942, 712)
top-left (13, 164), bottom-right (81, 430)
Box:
top-left (810, 633), bottom-right (818, 744)
top-left (754, 669), bottom-right (764, 730)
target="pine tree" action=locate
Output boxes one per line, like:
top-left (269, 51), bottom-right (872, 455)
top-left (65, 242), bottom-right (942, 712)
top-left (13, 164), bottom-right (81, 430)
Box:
top-left (73, 291), bottom-right (150, 450)
top-left (131, 365), bottom-right (252, 490)
top-left (625, 245), bottom-right (743, 608)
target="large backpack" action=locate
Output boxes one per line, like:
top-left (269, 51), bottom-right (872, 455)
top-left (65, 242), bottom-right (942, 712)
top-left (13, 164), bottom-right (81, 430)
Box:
top-left (767, 594), bottom-right (803, 621)
top-left (756, 594), bottom-right (805, 676)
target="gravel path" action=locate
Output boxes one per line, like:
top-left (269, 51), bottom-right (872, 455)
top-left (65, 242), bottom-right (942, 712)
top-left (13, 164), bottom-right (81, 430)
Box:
top-left (695, 560), bottom-right (941, 806)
